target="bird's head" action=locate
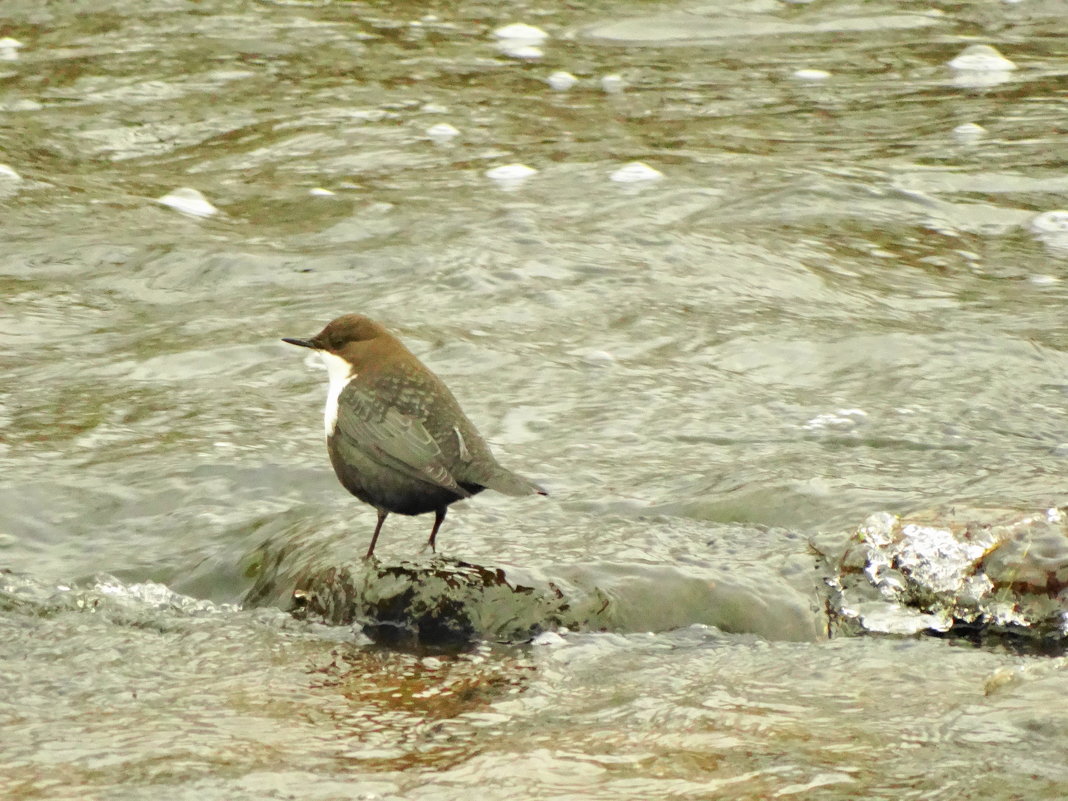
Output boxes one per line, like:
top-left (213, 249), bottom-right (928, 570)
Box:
top-left (282, 314), bottom-right (389, 354)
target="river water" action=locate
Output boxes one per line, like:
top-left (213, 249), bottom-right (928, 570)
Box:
top-left (2, 0), bottom-right (1067, 798)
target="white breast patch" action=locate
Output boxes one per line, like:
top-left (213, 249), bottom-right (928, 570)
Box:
top-left (318, 351), bottom-right (355, 436)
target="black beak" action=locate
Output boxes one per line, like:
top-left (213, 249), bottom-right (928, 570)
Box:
top-left (282, 337), bottom-right (317, 349)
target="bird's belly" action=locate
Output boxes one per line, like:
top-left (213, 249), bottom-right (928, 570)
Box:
top-left (326, 437), bottom-right (478, 515)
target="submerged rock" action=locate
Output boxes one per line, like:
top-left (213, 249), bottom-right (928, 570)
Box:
top-left (814, 506), bottom-right (1068, 650)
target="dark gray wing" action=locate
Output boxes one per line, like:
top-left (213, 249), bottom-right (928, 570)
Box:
top-left (334, 382), bottom-right (471, 497)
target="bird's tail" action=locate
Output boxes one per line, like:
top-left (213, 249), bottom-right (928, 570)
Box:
top-left (481, 467), bottom-right (548, 497)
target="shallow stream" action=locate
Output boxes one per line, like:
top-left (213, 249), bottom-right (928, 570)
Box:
top-left (2, 1), bottom-right (1067, 798)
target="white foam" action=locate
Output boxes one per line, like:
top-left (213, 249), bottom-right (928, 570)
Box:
top-left (1029, 210), bottom-right (1068, 253)
top-left (1030, 210), bottom-right (1068, 233)
top-left (803, 408), bottom-right (868, 431)
top-left (531, 630), bottom-right (568, 646)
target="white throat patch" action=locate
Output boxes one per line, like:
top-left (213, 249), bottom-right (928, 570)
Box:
top-left (318, 350), bottom-right (355, 436)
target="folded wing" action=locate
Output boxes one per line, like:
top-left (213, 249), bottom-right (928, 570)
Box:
top-left (334, 382), bottom-right (472, 497)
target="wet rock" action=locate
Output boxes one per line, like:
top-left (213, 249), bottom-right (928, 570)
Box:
top-left (814, 506), bottom-right (1068, 650)
top-left (288, 559), bottom-right (574, 649)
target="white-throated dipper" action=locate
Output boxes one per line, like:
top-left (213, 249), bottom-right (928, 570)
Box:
top-left (283, 314), bottom-right (546, 558)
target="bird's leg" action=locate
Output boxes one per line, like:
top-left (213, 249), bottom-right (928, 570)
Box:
top-left (426, 507), bottom-right (447, 553)
top-left (365, 509), bottom-right (388, 559)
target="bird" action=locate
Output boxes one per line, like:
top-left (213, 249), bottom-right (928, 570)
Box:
top-left (282, 314), bottom-right (546, 558)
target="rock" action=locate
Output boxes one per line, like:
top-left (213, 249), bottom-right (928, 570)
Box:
top-left (814, 506), bottom-right (1068, 650)
top-left (289, 558), bottom-right (573, 649)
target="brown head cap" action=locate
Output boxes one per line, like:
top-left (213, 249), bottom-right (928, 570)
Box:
top-left (310, 315), bottom-right (390, 352)
top-left (283, 314), bottom-right (392, 353)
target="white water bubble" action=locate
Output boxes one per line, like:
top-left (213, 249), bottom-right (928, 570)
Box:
top-left (948, 44), bottom-right (1016, 87)
top-left (308, 187), bottom-right (336, 197)
top-left (578, 349), bottom-right (616, 367)
top-left (486, 163), bottom-right (537, 180)
top-left (601, 74), bottom-right (625, 94)
top-left (0, 37), bottom-right (22, 62)
top-left (952, 122), bottom-right (986, 143)
top-left (610, 162), bottom-right (663, 184)
top-left (156, 187), bottom-right (218, 218)
top-left (485, 163), bottom-right (537, 191)
top-left (494, 23), bottom-right (548, 43)
top-left (792, 68), bottom-right (831, 81)
top-left (547, 71), bottom-right (578, 91)
top-left (499, 42), bottom-right (543, 59)
top-left (953, 71), bottom-right (1014, 89)
top-left (948, 44), bottom-right (1016, 72)
top-left (426, 122), bottom-right (460, 143)
top-left (0, 164), bottom-right (22, 181)
top-left (494, 23), bottom-right (547, 60)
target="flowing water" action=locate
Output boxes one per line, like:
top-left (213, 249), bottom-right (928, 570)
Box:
top-left (2, 0), bottom-right (1068, 798)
